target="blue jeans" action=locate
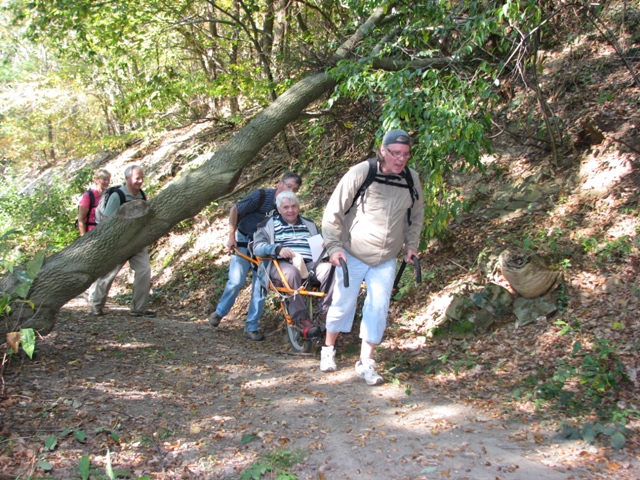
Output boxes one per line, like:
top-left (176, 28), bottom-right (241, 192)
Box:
top-left (325, 252), bottom-right (396, 344)
top-left (215, 231), bottom-right (264, 332)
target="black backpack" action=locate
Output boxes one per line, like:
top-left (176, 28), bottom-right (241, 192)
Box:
top-left (346, 158), bottom-right (420, 225)
top-left (95, 185), bottom-right (147, 224)
top-left (74, 189), bottom-right (96, 229)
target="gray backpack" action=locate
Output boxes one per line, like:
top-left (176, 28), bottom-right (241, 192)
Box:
top-left (95, 185), bottom-right (146, 223)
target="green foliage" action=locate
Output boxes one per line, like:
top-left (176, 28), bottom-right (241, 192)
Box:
top-left (558, 421), bottom-right (633, 450)
top-left (241, 448), bottom-right (305, 480)
top-left (1, 233), bottom-right (44, 347)
top-left (518, 339), bottom-right (630, 420)
top-left (326, 0), bottom-right (530, 242)
top-left (415, 341), bottom-right (478, 375)
top-left (554, 317), bottom-right (580, 336)
top-left (77, 454), bottom-right (91, 480)
top-left (0, 171), bottom-right (79, 259)
top-left (450, 320), bottom-right (475, 337)
top-left (577, 232), bottom-right (638, 267)
top-left (18, 328), bottom-right (36, 358)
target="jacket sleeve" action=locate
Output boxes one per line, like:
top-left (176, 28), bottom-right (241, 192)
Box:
top-left (252, 219), bottom-right (277, 257)
top-left (321, 162), bottom-right (370, 257)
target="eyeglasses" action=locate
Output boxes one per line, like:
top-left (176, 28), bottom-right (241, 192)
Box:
top-left (386, 148), bottom-right (411, 159)
top-left (283, 182), bottom-right (300, 192)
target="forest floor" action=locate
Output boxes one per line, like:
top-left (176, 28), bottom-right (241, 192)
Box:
top-left (1, 290), bottom-right (638, 480)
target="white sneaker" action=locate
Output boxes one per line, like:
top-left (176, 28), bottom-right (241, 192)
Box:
top-left (355, 358), bottom-right (383, 386)
top-left (320, 346), bottom-right (336, 372)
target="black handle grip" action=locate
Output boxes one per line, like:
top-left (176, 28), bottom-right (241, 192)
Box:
top-left (339, 257), bottom-right (349, 288)
top-left (411, 254), bottom-right (422, 284)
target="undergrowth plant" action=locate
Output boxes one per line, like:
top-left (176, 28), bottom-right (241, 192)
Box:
top-left (0, 167), bottom-right (90, 259)
top-left (240, 448), bottom-right (306, 480)
top-left (514, 337), bottom-right (634, 449)
top-left (1, 233), bottom-right (45, 394)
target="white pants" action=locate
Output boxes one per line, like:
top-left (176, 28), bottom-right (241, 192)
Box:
top-left (325, 252), bottom-right (396, 344)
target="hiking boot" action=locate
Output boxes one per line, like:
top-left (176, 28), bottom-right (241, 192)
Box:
top-left (244, 331), bottom-right (265, 342)
top-left (355, 358), bottom-right (384, 386)
top-left (130, 310), bottom-right (157, 318)
top-left (320, 345), bottom-right (336, 372)
top-left (91, 307), bottom-right (104, 316)
top-left (299, 318), bottom-right (321, 339)
top-left (209, 312), bottom-right (222, 327)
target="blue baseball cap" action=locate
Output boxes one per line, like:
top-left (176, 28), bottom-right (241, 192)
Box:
top-left (382, 129), bottom-right (411, 146)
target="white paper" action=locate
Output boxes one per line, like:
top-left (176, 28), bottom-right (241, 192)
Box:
top-left (307, 234), bottom-right (326, 262)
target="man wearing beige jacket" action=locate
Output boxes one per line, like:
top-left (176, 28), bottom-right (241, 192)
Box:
top-left (320, 129), bottom-right (424, 385)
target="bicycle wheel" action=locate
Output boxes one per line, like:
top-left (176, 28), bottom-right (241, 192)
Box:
top-left (283, 297), bottom-right (318, 353)
top-left (286, 322), bottom-right (313, 353)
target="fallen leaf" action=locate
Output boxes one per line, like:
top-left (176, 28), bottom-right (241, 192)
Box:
top-left (6, 332), bottom-right (20, 352)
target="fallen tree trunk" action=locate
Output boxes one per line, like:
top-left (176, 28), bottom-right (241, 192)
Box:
top-left (0, 4), bottom-right (391, 337)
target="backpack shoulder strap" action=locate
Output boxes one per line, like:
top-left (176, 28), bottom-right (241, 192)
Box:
top-left (140, 189), bottom-right (147, 201)
top-left (115, 187), bottom-right (127, 205)
top-left (399, 166), bottom-right (419, 225)
top-left (85, 189), bottom-right (96, 225)
top-left (257, 188), bottom-right (266, 211)
top-left (87, 189), bottom-right (95, 210)
top-left (346, 158), bottom-right (377, 215)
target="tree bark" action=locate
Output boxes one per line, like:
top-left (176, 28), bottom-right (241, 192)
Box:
top-left (0, 3), bottom-right (392, 338)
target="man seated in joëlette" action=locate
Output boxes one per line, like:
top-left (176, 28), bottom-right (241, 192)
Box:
top-left (252, 191), bottom-right (335, 338)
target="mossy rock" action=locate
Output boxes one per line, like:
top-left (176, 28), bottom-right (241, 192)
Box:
top-left (445, 295), bottom-right (477, 322)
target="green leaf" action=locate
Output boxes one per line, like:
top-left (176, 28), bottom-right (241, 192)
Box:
top-left (77, 454), bottom-right (91, 480)
top-left (18, 328), bottom-right (36, 359)
top-left (38, 460), bottom-right (53, 471)
top-left (74, 429), bottom-right (87, 442)
top-left (105, 449), bottom-right (115, 479)
top-left (572, 341), bottom-right (582, 355)
top-left (611, 321), bottom-right (624, 331)
top-left (15, 282), bottom-right (30, 299)
top-left (241, 434), bottom-right (257, 445)
top-left (582, 424), bottom-right (597, 443)
top-left (44, 435), bottom-right (57, 451)
top-left (611, 431), bottom-right (626, 450)
top-left (241, 463), bottom-right (271, 480)
top-left (26, 250), bottom-right (45, 279)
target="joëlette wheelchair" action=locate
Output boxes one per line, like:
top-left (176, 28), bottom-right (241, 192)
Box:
top-left (234, 247), bottom-right (422, 353)
top-left (233, 247), bottom-right (343, 353)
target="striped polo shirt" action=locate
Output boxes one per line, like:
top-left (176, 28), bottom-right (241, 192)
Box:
top-left (273, 214), bottom-right (313, 261)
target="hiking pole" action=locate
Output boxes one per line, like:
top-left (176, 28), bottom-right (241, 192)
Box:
top-left (339, 257), bottom-right (349, 288)
top-left (393, 255), bottom-right (422, 291)
top-left (413, 254), bottom-right (422, 284)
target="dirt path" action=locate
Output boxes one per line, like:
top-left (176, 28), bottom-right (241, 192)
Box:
top-left (1, 297), bottom-right (638, 479)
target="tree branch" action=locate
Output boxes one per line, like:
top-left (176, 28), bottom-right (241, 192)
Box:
top-left (371, 56), bottom-right (454, 71)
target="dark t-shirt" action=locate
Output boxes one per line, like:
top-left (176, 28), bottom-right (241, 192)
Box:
top-left (237, 188), bottom-right (276, 237)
